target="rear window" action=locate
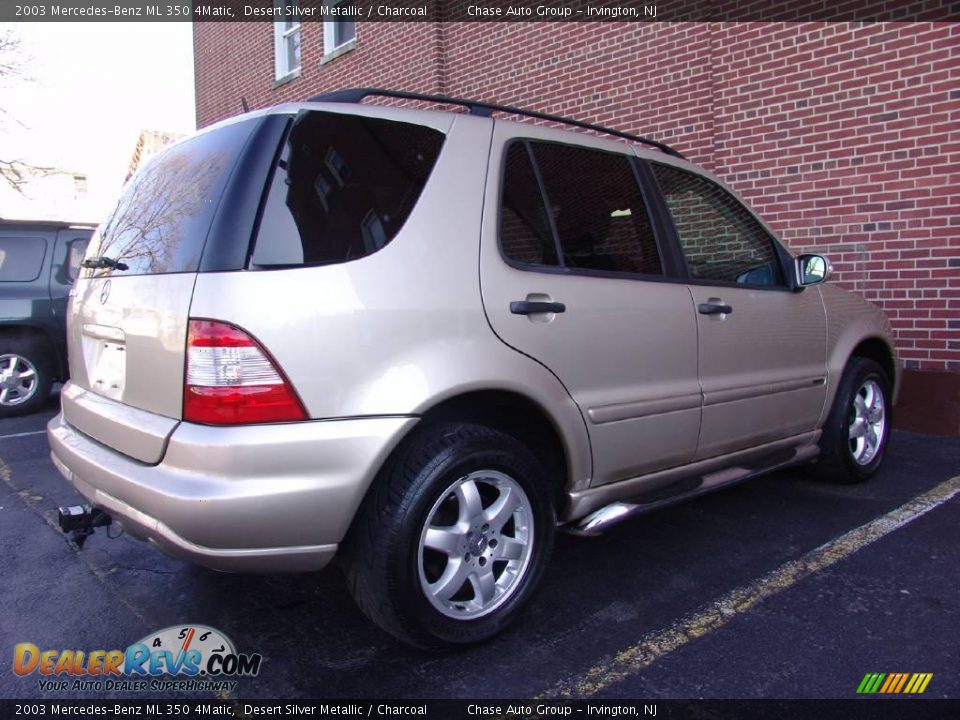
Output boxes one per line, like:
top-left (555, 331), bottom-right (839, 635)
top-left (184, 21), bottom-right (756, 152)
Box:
top-left (85, 119), bottom-right (257, 276)
top-left (0, 237), bottom-right (47, 282)
top-left (251, 111), bottom-right (445, 268)
top-left (66, 238), bottom-right (90, 282)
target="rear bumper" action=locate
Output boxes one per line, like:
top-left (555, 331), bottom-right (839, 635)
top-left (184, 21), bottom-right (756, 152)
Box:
top-left (48, 412), bottom-right (417, 573)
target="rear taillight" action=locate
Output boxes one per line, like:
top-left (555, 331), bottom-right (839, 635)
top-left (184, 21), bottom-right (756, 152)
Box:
top-left (184, 319), bottom-right (307, 425)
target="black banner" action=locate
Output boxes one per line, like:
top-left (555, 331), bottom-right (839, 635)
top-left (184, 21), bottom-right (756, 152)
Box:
top-left (2, 0), bottom-right (959, 23)
top-left (3, 699), bottom-right (960, 720)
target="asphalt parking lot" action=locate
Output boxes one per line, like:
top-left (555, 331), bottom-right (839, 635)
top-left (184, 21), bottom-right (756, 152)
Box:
top-left (1, 390), bottom-right (958, 701)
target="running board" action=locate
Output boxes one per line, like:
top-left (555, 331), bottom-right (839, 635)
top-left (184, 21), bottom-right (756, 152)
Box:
top-left (566, 444), bottom-right (819, 537)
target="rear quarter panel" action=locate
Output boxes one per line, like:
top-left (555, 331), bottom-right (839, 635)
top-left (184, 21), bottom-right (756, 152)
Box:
top-left (187, 112), bottom-right (593, 491)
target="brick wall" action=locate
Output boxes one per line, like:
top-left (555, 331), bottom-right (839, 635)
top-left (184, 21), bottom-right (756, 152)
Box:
top-left (194, 21), bottom-right (960, 372)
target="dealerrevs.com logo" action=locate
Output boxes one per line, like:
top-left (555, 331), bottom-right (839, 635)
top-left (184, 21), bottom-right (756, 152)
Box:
top-left (13, 624), bottom-right (262, 693)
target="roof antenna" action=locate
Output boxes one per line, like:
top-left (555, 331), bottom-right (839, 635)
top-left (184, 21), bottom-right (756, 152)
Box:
top-left (241, 97), bottom-right (250, 113)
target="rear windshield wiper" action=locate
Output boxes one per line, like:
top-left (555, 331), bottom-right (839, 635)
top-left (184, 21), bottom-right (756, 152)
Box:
top-left (81, 256), bottom-right (129, 272)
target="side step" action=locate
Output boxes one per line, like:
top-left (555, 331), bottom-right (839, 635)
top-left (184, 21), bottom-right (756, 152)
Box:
top-left (566, 444), bottom-right (818, 537)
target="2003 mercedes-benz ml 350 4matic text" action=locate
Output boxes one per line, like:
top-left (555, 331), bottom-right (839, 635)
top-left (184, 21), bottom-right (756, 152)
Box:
top-left (49, 89), bottom-right (899, 649)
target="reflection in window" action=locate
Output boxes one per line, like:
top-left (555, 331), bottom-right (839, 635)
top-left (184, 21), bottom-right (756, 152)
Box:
top-left (499, 143), bottom-right (558, 267)
top-left (91, 120), bottom-right (254, 276)
top-left (325, 147), bottom-right (350, 187)
top-left (653, 163), bottom-right (783, 287)
top-left (251, 112), bottom-right (445, 268)
top-left (499, 141), bottom-right (662, 276)
top-left (313, 174), bottom-right (332, 213)
top-left (361, 210), bottom-right (387, 253)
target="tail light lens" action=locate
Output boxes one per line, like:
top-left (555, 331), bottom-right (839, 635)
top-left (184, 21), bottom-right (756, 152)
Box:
top-left (184, 319), bottom-right (307, 425)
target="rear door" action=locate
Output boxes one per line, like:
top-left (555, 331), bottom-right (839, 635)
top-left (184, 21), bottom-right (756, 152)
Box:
top-left (64, 117), bottom-right (279, 463)
top-left (481, 126), bottom-right (701, 487)
top-left (648, 161), bottom-right (828, 459)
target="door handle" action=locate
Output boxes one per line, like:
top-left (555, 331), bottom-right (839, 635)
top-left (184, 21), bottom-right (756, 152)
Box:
top-left (510, 300), bottom-right (566, 315)
top-left (698, 302), bottom-right (733, 315)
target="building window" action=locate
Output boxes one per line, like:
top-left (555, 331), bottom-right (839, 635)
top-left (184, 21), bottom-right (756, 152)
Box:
top-left (323, 0), bottom-right (357, 58)
top-left (73, 174), bottom-right (88, 199)
top-left (274, 1), bottom-right (302, 80)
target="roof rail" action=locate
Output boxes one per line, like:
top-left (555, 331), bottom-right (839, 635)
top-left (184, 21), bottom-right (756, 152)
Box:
top-left (308, 87), bottom-right (686, 160)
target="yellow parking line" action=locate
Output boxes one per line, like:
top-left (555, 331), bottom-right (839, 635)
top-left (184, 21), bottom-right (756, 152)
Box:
top-left (539, 475), bottom-right (960, 699)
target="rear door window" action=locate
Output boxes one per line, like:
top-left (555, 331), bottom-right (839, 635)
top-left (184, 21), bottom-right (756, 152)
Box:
top-left (86, 118), bottom-right (258, 276)
top-left (251, 111), bottom-right (445, 267)
top-left (499, 140), bottom-right (663, 277)
top-left (499, 143), bottom-right (558, 266)
top-left (0, 237), bottom-right (47, 282)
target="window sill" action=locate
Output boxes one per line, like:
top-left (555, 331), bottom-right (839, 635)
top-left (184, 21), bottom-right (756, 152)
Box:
top-left (273, 69), bottom-right (301, 89)
top-left (319, 39), bottom-right (357, 66)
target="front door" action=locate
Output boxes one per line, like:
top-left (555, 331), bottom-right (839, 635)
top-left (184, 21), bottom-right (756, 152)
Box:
top-left (480, 127), bottom-right (701, 487)
top-left (649, 161), bottom-right (828, 460)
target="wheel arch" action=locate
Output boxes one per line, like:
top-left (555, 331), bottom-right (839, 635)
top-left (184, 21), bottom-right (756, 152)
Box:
top-left (821, 331), bottom-right (899, 429)
top-left (850, 336), bottom-right (897, 393)
top-left (412, 389), bottom-right (572, 510)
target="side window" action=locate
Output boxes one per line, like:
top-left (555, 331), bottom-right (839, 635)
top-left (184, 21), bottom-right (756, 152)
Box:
top-left (532, 142), bottom-right (662, 276)
top-left (0, 237), bottom-right (47, 282)
top-left (323, 0), bottom-right (357, 56)
top-left (66, 238), bottom-right (90, 282)
top-left (652, 163), bottom-right (784, 287)
top-left (251, 111), bottom-right (445, 268)
top-left (499, 144), bottom-right (558, 267)
top-left (273, 1), bottom-right (301, 80)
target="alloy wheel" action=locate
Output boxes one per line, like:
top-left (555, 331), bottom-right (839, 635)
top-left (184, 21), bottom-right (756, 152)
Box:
top-left (848, 378), bottom-right (886, 466)
top-left (0, 354), bottom-right (39, 407)
top-left (417, 470), bottom-right (535, 620)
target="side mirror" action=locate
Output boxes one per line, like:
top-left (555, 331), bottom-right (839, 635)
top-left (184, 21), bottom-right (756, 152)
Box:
top-left (796, 254), bottom-right (833, 286)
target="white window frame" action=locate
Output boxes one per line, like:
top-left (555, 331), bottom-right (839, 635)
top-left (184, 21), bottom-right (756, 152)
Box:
top-left (273, 2), bottom-right (302, 80)
top-left (323, 0), bottom-right (357, 58)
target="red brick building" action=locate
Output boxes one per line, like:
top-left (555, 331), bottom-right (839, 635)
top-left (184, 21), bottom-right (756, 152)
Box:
top-left (194, 20), bottom-right (960, 432)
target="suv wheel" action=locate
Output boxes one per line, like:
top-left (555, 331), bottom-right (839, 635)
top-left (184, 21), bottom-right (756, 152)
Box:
top-left (812, 357), bottom-right (891, 484)
top-left (0, 338), bottom-right (53, 417)
top-left (342, 422), bottom-right (555, 648)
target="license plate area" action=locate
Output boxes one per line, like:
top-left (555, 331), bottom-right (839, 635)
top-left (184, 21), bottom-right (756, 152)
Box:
top-left (81, 325), bottom-right (127, 401)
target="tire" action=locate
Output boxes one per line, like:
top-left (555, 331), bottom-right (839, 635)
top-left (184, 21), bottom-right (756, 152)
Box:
top-left (341, 422), bottom-right (556, 649)
top-left (811, 357), bottom-right (892, 484)
top-left (0, 337), bottom-right (54, 418)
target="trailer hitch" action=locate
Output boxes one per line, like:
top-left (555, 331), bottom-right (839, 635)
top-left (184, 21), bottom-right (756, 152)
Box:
top-left (57, 504), bottom-right (113, 548)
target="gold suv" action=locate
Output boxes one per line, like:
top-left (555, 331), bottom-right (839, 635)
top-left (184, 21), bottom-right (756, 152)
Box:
top-left (48, 89), bottom-right (898, 648)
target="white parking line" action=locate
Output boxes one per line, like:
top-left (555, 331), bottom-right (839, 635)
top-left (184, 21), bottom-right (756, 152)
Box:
top-left (539, 474), bottom-right (960, 699)
top-left (0, 430), bottom-right (47, 440)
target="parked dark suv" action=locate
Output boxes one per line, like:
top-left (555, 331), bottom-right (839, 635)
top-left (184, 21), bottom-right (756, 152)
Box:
top-left (0, 220), bottom-right (93, 416)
